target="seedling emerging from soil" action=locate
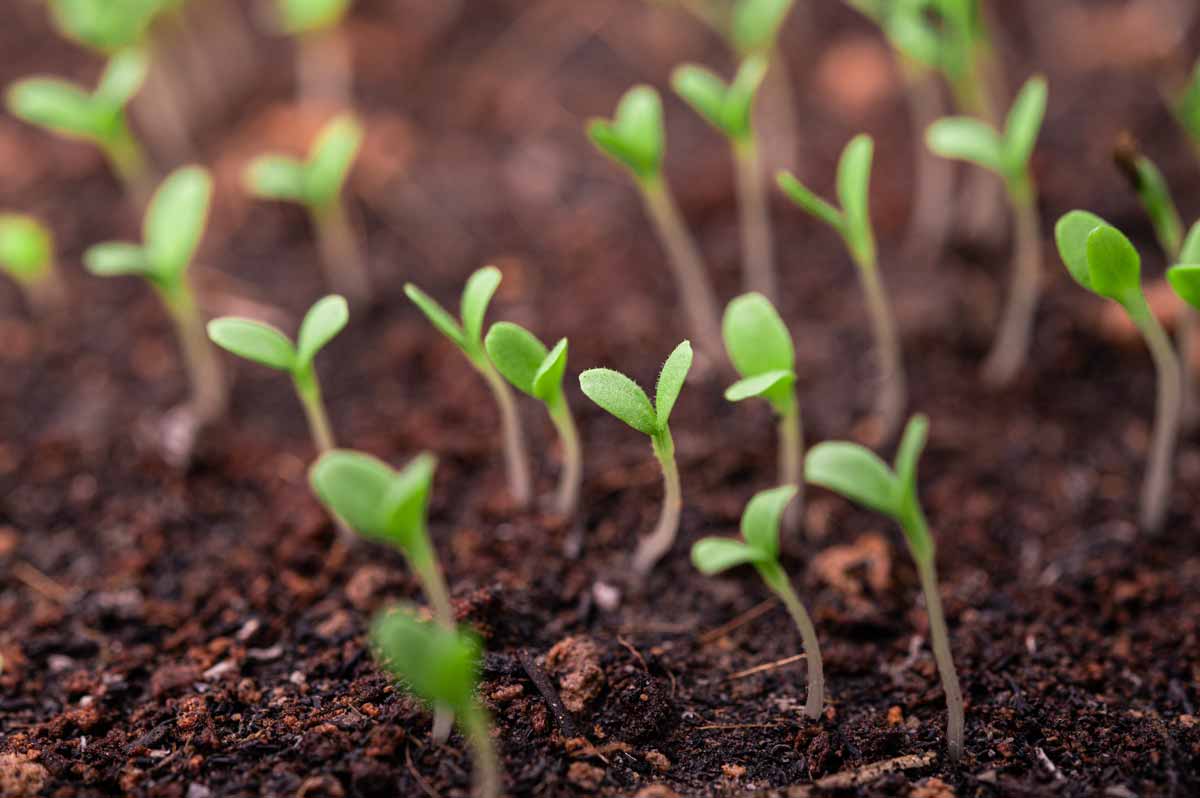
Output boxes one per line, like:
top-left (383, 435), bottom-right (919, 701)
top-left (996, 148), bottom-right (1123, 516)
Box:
top-left (484, 323), bottom-right (581, 516)
top-left (580, 341), bottom-right (693, 574)
top-left (778, 135), bottom-right (906, 440)
top-left (245, 115), bottom-right (370, 302)
top-left (0, 214), bottom-right (64, 313)
top-left (673, 55), bottom-right (777, 301)
top-left (926, 75), bottom-right (1048, 386)
top-left (722, 293), bottom-right (802, 527)
top-left (276, 0), bottom-right (354, 104)
top-left (587, 87), bottom-right (724, 363)
top-left (207, 295), bottom-right (348, 453)
top-left (691, 485), bottom-right (824, 718)
top-left (405, 267), bottom-right (532, 507)
top-left (6, 49), bottom-right (150, 199)
top-left (371, 607), bottom-right (500, 798)
top-left (83, 166), bottom-right (226, 430)
top-left (805, 415), bottom-right (964, 760)
top-left (1056, 212), bottom-right (1180, 533)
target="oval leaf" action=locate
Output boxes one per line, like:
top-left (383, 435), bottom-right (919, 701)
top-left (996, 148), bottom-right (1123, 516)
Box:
top-left (305, 114), bottom-right (362, 208)
top-left (690, 537), bottom-right (765, 575)
top-left (1002, 75), bottom-right (1047, 173)
top-left (805, 441), bottom-right (898, 518)
top-left (579, 368), bottom-right (657, 436)
top-left (461, 266), bottom-right (501, 349)
top-left (672, 64), bottom-right (730, 136)
top-left (244, 155), bottom-right (308, 202)
top-left (83, 241), bottom-right (151, 278)
top-left (654, 340), bottom-right (693, 430)
top-left (6, 78), bottom-right (102, 139)
top-left (1085, 224), bottom-right (1141, 304)
top-left (377, 452), bottom-right (437, 552)
top-left (1168, 265), bottom-right (1200, 311)
top-left (309, 449), bottom-right (398, 542)
top-left (370, 607), bottom-right (480, 712)
top-left (207, 317), bottom-right (297, 371)
top-left (532, 338), bottom-right (569, 404)
top-left (777, 171), bottom-right (843, 232)
top-left (836, 134), bottom-right (875, 259)
top-left (143, 165), bottom-right (212, 284)
top-left (95, 48), bottom-right (149, 107)
top-left (725, 370), bottom-right (795, 402)
top-left (1054, 210), bottom-right (1107, 292)
top-left (926, 117), bottom-right (1004, 174)
top-left (296, 294), bottom-right (349, 367)
top-left (484, 321), bottom-right (548, 397)
top-left (0, 214), bottom-right (53, 279)
top-left (723, 292), bottom-right (794, 377)
top-left (740, 485), bottom-right (797, 559)
top-left (731, 0), bottom-right (793, 54)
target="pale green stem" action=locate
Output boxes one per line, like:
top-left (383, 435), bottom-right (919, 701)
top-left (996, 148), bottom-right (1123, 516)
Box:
top-left (102, 118), bottom-right (153, 205)
top-left (952, 48), bottom-right (1006, 240)
top-left (899, 59), bottom-right (954, 263)
top-left (980, 177), bottom-right (1041, 386)
top-left (412, 543), bottom-right (458, 745)
top-left (297, 26), bottom-right (354, 107)
top-left (1128, 297), bottom-right (1182, 533)
top-left (311, 200), bottom-right (371, 304)
top-left (852, 250), bottom-right (906, 441)
top-left (1178, 312), bottom-right (1197, 433)
top-left (162, 281), bottom-right (226, 425)
top-left (757, 561), bottom-right (824, 719)
top-left (778, 401), bottom-right (803, 535)
top-left (914, 553), bottom-right (965, 761)
top-left (292, 367), bottom-right (335, 453)
top-left (733, 134), bottom-right (776, 303)
top-left (478, 360), bottom-right (533, 508)
top-left (633, 429), bottom-right (682, 575)
top-left (548, 398), bottom-right (582, 517)
top-left (460, 703), bottom-right (502, 798)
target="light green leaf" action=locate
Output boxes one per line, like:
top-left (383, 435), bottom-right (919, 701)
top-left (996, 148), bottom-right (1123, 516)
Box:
top-left (83, 241), bottom-right (151, 278)
top-left (731, 0), bottom-right (793, 54)
top-left (296, 294), bottom-right (349, 367)
top-left (484, 321), bottom-right (547, 397)
top-left (837, 135), bottom-right (875, 260)
top-left (0, 215), bottom-right (53, 280)
top-left (305, 114), bottom-right (362, 208)
top-left (143, 165), bottom-right (212, 284)
top-left (690, 537), bottom-right (767, 574)
top-left (893, 414), bottom-right (928, 499)
top-left (378, 452), bottom-right (437, 550)
top-left (777, 171), bottom-right (843, 232)
top-left (587, 86), bottom-right (664, 179)
top-left (926, 116), bottom-right (1005, 174)
top-left (1054, 210), bottom-right (1108, 292)
top-left (724, 370), bottom-right (795, 402)
top-left (1121, 151), bottom-right (1182, 259)
top-left (1085, 224), bottom-right (1141, 305)
top-left (207, 317), bottom-right (298, 371)
top-left (654, 340), bottom-right (693, 430)
top-left (405, 283), bottom-right (465, 350)
top-left (723, 292), bottom-right (794, 377)
top-left (1002, 75), bottom-right (1046, 174)
top-left (461, 265), bottom-right (501, 349)
top-left (370, 606), bottom-right (481, 713)
top-left (1173, 59), bottom-right (1200, 143)
top-left (740, 485), bottom-right (796, 559)
top-left (579, 368), bottom-right (657, 436)
top-left (47, 0), bottom-right (160, 53)
top-left (672, 65), bottom-right (730, 135)
top-left (244, 155), bottom-right (308, 202)
top-left (1181, 221), bottom-right (1200, 264)
top-left (310, 449), bottom-right (397, 542)
top-left (805, 441), bottom-right (898, 517)
top-left (6, 79), bottom-right (102, 140)
top-left (94, 48), bottom-right (148, 107)
top-left (276, 0), bottom-right (351, 34)
top-left (1167, 265), bottom-right (1200, 311)
top-left (532, 338), bottom-right (569, 404)
top-left (722, 55), bottom-right (768, 137)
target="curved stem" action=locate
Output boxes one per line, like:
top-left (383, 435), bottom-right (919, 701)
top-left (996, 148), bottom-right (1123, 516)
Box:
top-left (1129, 298), bottom-right (1182, 533)
top-left (461, 704), bottom-right (502, 798)
top-left (778, 402), bottom-right (803, 535)
top-left (163, 281), bottom-right (226, 425)
top-left (549, 399), bottom-right (582, 517)
top-left (981, 181), bottom-right (1041, 386)
top-left (293, 368), bottom-right (336, 453)
top-left (633, 430), bottom-right (682, 575)
top-left (915, 555), bottom-right (964, 761)
top-left (411, 546), bottom-right (457, 744)
top-left (1178, 309), bottom-right (1197, 430)
top-left (733, 135), bottom-right (776, 303)
top-left (854, 252), bottom-right (906, 441)
top-left (758, 562), bottom-right (823, 719)
top-left (899, 62), bottom-right (954, 264)
top-left (479, 361), bottom-right (533, 508)
top-left (312, 200), bottom-right (372, 304)
top-left (103, 119), bottom-right (153, 206)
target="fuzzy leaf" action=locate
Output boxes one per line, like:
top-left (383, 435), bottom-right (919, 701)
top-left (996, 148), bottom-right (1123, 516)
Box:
top-left (1002, 75), bottom-right (1047, 173)
top-left (6, 79), bottom-right (102, 139)
top-left (731, 0), bottom-right (793, 54)
top-left (1167, 265), bottom-right (1200, 311)
top-left (461, 266), bottom-right (501, 349)
top-left (724, 370), bottom-right (795, 402)
top-left (837, 135), bottom-right (875, 260)
top-left (740, 485), bottom-right (797, 559)
top-left (143, 166), bottom-right (212, 284)
top-left (926, 116), bottom-right (1005, 174)
top-left (1085, 225), bottom-right (1141, 305)
top-left (296, 294), bottom-right (349, 367)
top-left (94, 48), bottom-right (148, 107)
top-left (655, 340), bottom-right (693, 430)
top-left (0, 215), bottom-right (53, 280)
top-left (484, 322), bottom-right (548, 397)
top-left (245, 155), bottom-right (308, 202)
top-left (805, 442), bottom-right (898, 518)
top-left (277, 0), bottom-right (351, 34)
top-left (405, 284), bottom-right (465, 350)
top-left (83, 242), bottom-right (151, 278)
top-left (579, 368), bottom-right (657, 436)
top-left (532, 338), bottom-right (569, 405)
top-left (777, 171), bottom-right (843, 233)
top-left (207, 317), bottom-right (297, 371)
top-left (305, 114), bottom-right (362, 208)
top-left (587, 86), bottom-right (664, 179)
top-left (1054, 210), bottom-right (1108, 292)
top-left (691, 538), bottom-right (767, 575)
top-left (370, 607), bottom-right (481, 713)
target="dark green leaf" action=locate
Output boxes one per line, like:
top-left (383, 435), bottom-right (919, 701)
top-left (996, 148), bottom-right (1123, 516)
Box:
top-left (1167, 265), bottom-right (1200, 311)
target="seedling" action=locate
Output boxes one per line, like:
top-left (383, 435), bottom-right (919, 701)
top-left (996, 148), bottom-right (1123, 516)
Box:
top-left (275, 0), bottom-right (354, 104)
top-left (722, 293), bottom-right (802, 528)
top-left (47, 0), bottom-right (161, 53)
top-left (1173, 59), bottom-right (1200, 157)
top-left (6, 49), bottom-right (151, 200)
top-left (1056, 212), bottom-right (1180, 533)
top-left (778, 135), bottom-right (906, 440)
top-left (730, 0), bottom-right (795, 56)
top-left (579, 341), bottom-right (692, 574)
top-left (245, 115), bottom-right (370, 302)
top-left (484, 323), bottom-right (580, 516)
top-left (587, 86), bottom-right (724, 364)
top-left (673, 55), bottom-right (777, 302)
top-left (83, 166), bottom-right (226, 429)
top-left (926, 75), bottom-right (1048, 386)
top-left (1166, 223), bottom-right (1200, 312)
top-left (692, 486), bottom-right (823, 718)
top-left (371, 607), bottom-right (501, 798)
top-left (0, 214), bottom-right (65, 314)
top-left (207, 295), bottom-right (348, 453)
top-left (406, 267), bottom-right (532, 507)
top-left (805, 415), bottom-right (964, 760)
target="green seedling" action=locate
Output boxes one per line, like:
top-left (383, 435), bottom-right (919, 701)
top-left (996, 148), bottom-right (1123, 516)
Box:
top-left (406, 267), bottom-right (532, 507)
top-left (84, 166), bottom-right (226, 428)
top-left (276, 0), bottom-right (351, 33)
top-left (730, 0), bottom-right (795, 55)
top-left (722, 293), bottom-right (802, 529)
top-left (371, 607), bottom-right (501, 798)
top-left (1056, 212), bottom-right (1180, 533)
top-left (207, 295), bottom-right (348, 454)
top-left (673, 55), bottom-right (777, 302)
top-left (692, 485), bottom-right (823, 718)
top-left (926, 75), bottom-right (1048, 386)
top-left (580, 341), bottom-right (692, 574)
top-left (275, 0), bottom-right (354, 104)
top-left (484, 323), bottom-right (581, 516)
top-left (778, 135), bottom-right (906, 440)
top-left (587, 86), bottom-right (724, 364)
top-left (0, 214), bottom-right (65, 313)
top-left (46, 0), bottom-right (163, 53)
top-left (806, 415), bottom-right (964, 760)
top-left (6, 49), bottom-right (151, 199)
top-left (245, 115), bottom-right (370, 302)
top-left (1173, 59), bottom-right (1200, 157)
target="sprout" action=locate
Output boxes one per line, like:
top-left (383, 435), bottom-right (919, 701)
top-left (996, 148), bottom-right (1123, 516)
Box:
top-left (276, 0), bottom-right (351, 33)
top-left (46, 0), bottom-right (162, 54)
top-left (730, 0), bottom-right (795, 56)
top-left (371, 607), bottom-right (501, 798)
top-left (406, 267), bottom-right (532, 507)
top-left (1173, 58), bottom-right (1200, 157)
top-left (691, 486), bottom-right (824, 718)
top-left (722, 293), bottom-right (802, 530)
top-left (579, 341), bottom-right (692, 574)
top-left (483, 323), bottom-right (581, 516)
top-left (207, 295), bottom-right (348, 453)
top-left (587, 87), bottom-right (724, 365)
top-left (1056, 212), bottom-right (1180, 533)
top-left (274, 0), bottom-right (354, 104)
top-left (926, 75), bottom-right (1048, 386)
top-left (245, 115), bottom-right (370, 303)
top-left (806, 415), bottom-right (964, 760)
top-left (673, 55), bottom-right (777, 302)
top-left (0, 214), bottom-right (65, 314)
top-left (6, 49), bottom-right (151, 199)
top-left (83, 166), bottom-right (226, 431)
top-left (777, 135), bottom-right (906, 440)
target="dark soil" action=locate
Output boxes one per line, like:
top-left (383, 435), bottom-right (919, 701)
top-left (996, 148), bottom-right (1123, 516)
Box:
top-left (3, 1), bottom-right (1200, 796)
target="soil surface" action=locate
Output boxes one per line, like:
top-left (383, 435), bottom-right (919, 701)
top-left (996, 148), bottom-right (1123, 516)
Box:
top-left (3, 1), bottom-right (1200, 797)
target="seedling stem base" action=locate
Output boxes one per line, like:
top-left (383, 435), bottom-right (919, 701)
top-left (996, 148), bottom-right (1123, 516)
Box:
top-left (1129, 298), bottom-right (1181, 533)
top-left (633, 431), bottom-right (682, 575)
top-left (981, 183), bottom-right (1041, 386)
top-left (758, 562), bottom-right (824, 719)
top-left (479, 361), bottom-right (533, 508)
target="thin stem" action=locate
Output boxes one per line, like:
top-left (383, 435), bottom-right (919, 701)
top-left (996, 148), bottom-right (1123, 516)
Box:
top-left (733, 135), bottom-right (776, 303)
top-left (412, 546), bottom-right (457, 745)
top-left (639, 177), bottom-right (726, 367)
top-left (102, 120), bottom-right (153, 206)
top-left (293, 368), bottom-right (336, 453)
top-left (853, 251), bottom-right (906, 441)
top-left (899, 61), bottom-right (954, 264)
top-left (758, 562), bottom-right (824, 719)
top-left (914, 554), bottom-right (964, 761)
top-left (461, 704), bottom-right (502, 798)
top-left (162, 281), bottom-right (226, 425)
top-left (296, 26), bottom-right (354, 107)
top-left (548, 398), bottom-right (582, 517)
top-left (311, 200), bottom-right (372, 304)
top-left (980, 178), bottom-right (1041, 386)
top-left (778, 401), bottom-right (803, 535)
top-left (954, 49), bottom-right (1007, 242)
top-left (1129, 297), bottom-right (1182, 533)
top-left (1177, 308), bottom-right (1197, 430)
top-left (479, 361), bottom-right (533, 508)
top-left (633, 430), bottom-right (682, 575)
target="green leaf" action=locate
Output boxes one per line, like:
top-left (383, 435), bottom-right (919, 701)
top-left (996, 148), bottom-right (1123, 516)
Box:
top-left (244, 155), bottom-right (308, 202)
top-left (777, 171), bottom-right (843, 232)
top-left (461, 265), bottom-right (501, 349)
top-left (740, 485), bottom-right (796, 559)
top-left (0, 214), bottom-right (53, 280)
top-left (143, 165), bottom-right (212, 284)
top-left (370, 606), bottom-right (481, 713)
top-left (1001, 75), bottom-right (1046, 174)
top-left (723, 292), bottom-right (794, 377)
top-left (404, 283), bottom-right (466, 350)
top-left (276, 0), bottom-right (351, 34)
top-left (926, 116), bottom-right (1005, 174)
top-left (532, 338), bottom-right (569, 405)
top-left (1181, 221), bottom-right (1200, 264)
top-left (892, 414), bottom-right (932, 561)
top-left (892, 414), bottom-right (928, 500)
top-left (1120, 151), bottom-right (1182, 259)
top-left (304, 114), bottom-right (362, 208)
top-left (579, 368), bottom-right (658, 436)
top-left (725, 370), bottom-right (795, 402)
top-left (206, 317), bottom-right (298, 371)
top-left (1054, 210), bottom-right (1108, 292)
top-left (6, 78), bottom-right (103, 140)
top-left (671, 65), bottom-right (730, 135)
top-left (484, 321), bottom-right (548, 397)
top-left (1085, 224), bottom-right (1142, 305)
top-left (690, 538), bottom-right (767, 574)
top-left (837, 135), bottom-right (875, 261)
top-left (309, 450), bottom-right (435, 553)
top-left (1167, 265), bottom-right (1200, 311)
top-left (296, 294), bottom-right (349, 367)
top-left (654, 340), bottom-right (693, 430)
top-left (805, 441), bottom-right (898, 517)
top-left (83, 241), bottom-right (151, 278)
top-left (731, 0), bottom-right (793, 54)
top-left (723, 55), bottom-right (768, 139)
top-left (94, 48), bottom-right (148, 108)
top-left (378, 452), bottom-right (437, 549)
top-left (47, 0), bottom-right (160, 53)
top-left (587, 86), bottom-right (664, 179)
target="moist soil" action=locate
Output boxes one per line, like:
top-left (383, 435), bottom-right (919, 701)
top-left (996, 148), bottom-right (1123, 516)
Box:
top-left (2, 1), bottom-right (1200, 796)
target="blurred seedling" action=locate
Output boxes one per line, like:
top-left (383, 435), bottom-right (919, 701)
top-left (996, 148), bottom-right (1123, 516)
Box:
top-left (484, 323), bottom-right (580, 516)
top-left (371, 607), bottom-right (500, 798)
top-left (927, 75), bottom-right (1048, 386)
top-left (587, 87), bottom-right (724, 365)
top-left (1056, 212), bottom-right (1179, 533)
top-left (274, 0), bottom-right (355, 105)
top-left (406, 267), bottom-right (532, 507)
top-left (778, 135), bottom-right (906, 440)
top-left (580, 341), bottom-right (692, 574)
top-left (245, 114), bottom-right (371, 303)
top-left (1172, 58), bottom-right (1200, 159)
top-left (806, 415), bottom-right (964, 760)
top-left (6, 49), bottom-right (152, 201)
top-left (722, 292), bottom-right (803, 531)
top-left (691, 485), bottom-right (824, 718)
top-left (0, 214), bottom-right (65, 314)
top-left (208, 295), bottom-right (348, 454)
